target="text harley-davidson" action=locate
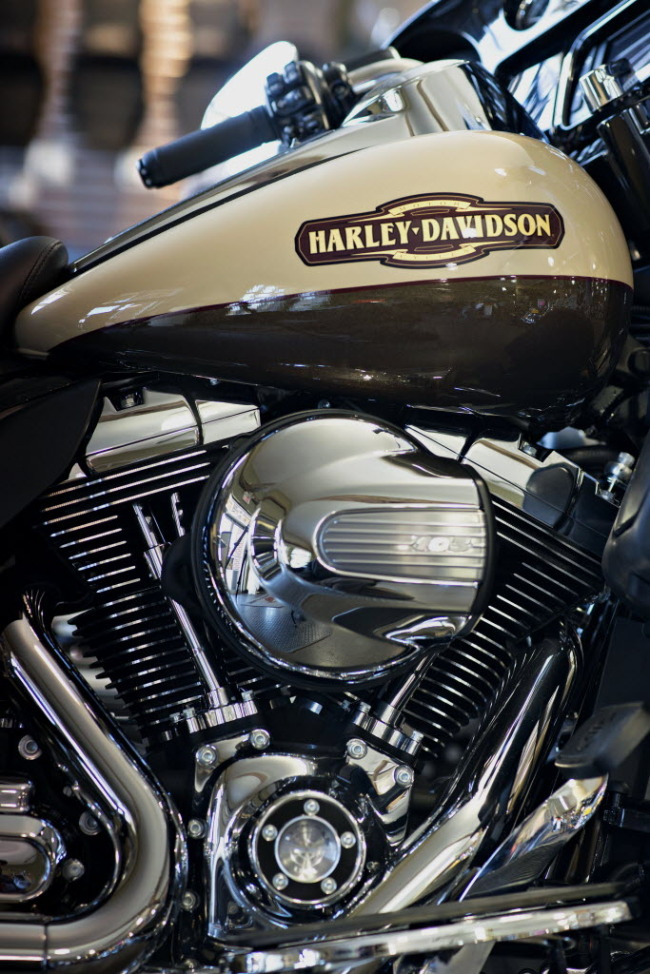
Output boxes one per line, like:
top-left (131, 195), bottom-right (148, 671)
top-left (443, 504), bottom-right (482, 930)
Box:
top-left (3, 2), bottom-right (650, 972)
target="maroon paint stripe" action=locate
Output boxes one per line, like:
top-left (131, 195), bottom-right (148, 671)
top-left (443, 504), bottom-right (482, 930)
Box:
top-left (96, 273), bottom-right (633, 332)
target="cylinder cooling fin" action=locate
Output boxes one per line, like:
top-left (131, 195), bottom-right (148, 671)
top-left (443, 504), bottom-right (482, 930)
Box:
top-left (405, 496), bottom-right (604, 756)
top-left (30, 397), bottom-right (611, 763)
top-left (35, 448), bottom-right (216, 744)
top-left (191, 411), bottom-right (494, 688)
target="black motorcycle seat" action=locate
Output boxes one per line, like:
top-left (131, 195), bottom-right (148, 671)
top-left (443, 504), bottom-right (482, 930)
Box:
top-left (0, 236), bottom-right (69, 345)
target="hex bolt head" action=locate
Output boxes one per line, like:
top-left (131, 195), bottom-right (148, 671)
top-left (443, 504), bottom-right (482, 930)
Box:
top-left (250, 728), bottom-right (270, 751)
top-left (262, 824), bottom-right (278, 841)
top-left (321, 877), bottom-right (337, 895)
top-left (340, 831), bottom-right (356, 849)
top-left (196, 744), bottom-right (218, 768)
top-left (187, 818), bottom-right (205, 839)
top-left (346, 738), bottom-right (367, 760)
top-left (272, 872), bottom-right (288, 891)
top-left (395, 765), bottom-right (415, 788)
top-left (119, 392), bottom-right (138, 409)
top-left (62, 859), bottom-right (85, 881)
top-left (303, 799), bottom-right (320, 816)
top-left (79, 812), bottom-right (100, 836)
top-left (18, 735), bottom-right (41, 760)
top-left (181, 890), bottom-right (199, 912)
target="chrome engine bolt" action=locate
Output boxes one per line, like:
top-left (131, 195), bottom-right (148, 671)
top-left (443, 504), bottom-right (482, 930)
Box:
top-left (62, 859), bottom-right (85, 881)
top-left (303, 798), bottom-right (320, 815)
top-left (18, 735), bottom-right (41, 760)
top-left (346, 738), bottom-right (367, 760)
top-left (181, 890), bottom-right (199, 912)
top-left (196, 744), bottom-right (218, 768)
top-left (262, 824), bottom-right (278, 841)
top-left (321, 877), bottom-right (337, 895)
top-left (340, 831), bottom-right (356, 849)
top-left (79, 811), bottom-right (100, 836)
top-left (187, 818), bottom-right (205, 839)
top-left (394, 765), bottom-right (415, 788)
top-left (250, 728), bottom-right (270, 750)
top-left (272, 872), bottom-right (289, 891)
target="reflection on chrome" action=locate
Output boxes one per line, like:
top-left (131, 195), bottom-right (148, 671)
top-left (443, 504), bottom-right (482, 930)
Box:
top-left (348, 635), bottom-right (578, 915)
top-left (0, 616), bottom-right (184, 974)
top-left (463, 774), bottom-right (608, 897)
top-left (228, 900), bottom-right (633, 973)
top-left (194, 412), bottom-right (493, 686)
top-left (0, 812), bottom-right (65, 903)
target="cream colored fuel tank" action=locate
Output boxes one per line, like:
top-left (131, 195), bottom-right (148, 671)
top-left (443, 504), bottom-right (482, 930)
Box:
top-left (16, 128), bottom-right (633, 422)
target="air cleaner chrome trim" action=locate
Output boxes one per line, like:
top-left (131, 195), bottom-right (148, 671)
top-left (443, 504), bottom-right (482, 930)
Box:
top-left (192, 411), bottom-right (493, 687)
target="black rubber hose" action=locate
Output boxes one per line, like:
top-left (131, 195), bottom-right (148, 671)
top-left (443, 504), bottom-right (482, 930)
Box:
top-left (561, 447), bottom-right (619, 468)
top-left (138, 105), bottom-right (277, 188)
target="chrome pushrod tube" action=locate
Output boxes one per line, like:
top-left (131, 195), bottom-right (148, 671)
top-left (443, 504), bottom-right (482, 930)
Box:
top-left (0, 616), bottom-right (185, 973)
top-left (350, 635), bottom-right (578, 916)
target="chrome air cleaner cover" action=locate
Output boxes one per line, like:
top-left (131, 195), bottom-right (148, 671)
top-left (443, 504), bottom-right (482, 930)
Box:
top-left (192, 412), bottom-right (493, 686)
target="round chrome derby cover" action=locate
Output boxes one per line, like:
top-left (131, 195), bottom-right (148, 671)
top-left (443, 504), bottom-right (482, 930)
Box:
top-left (192, 412), bottom-right (493, 685)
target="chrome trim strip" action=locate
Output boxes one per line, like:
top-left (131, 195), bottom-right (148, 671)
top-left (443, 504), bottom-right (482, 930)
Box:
top-left (0, 616), bottom-right (185, 973)
top-left (85, 391), bottom-right (198, 472)
top-left (232, 899), bottom-right (633, 972)
top-left (85, 391), bottom-right (260, 474)
top-left (197, 400), bottom-right (260, 445)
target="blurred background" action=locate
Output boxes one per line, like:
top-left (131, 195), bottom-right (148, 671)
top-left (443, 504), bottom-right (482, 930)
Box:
top-left (0, 0), bottom-right (423, 259)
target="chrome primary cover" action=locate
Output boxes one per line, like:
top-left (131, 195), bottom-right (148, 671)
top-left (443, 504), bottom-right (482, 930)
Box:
top-left (192, 412), bottom-right (493, 686)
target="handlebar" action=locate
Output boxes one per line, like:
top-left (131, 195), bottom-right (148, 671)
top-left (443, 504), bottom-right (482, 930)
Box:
top-left (138, 57), bottom-right (360, 189)
top-left (138, 105), bottom-right (277, 188)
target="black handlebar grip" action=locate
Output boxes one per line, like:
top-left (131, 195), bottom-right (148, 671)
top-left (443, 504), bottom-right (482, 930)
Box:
top-left (138, 105), bottom-right (277, 188)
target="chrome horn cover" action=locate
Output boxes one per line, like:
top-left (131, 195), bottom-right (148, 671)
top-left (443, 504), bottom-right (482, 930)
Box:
top-left (192, 411), bottom-right (493, 686)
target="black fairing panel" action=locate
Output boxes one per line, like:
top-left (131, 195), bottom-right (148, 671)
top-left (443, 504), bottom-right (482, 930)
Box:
top-left (388, 0), bottom-right (613, 83)
top-left (0, 377), bottom-right (99, 530)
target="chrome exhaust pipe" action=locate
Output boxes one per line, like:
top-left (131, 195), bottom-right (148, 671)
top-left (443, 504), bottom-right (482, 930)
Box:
top-left (0, 616), bottom-right (185, 973)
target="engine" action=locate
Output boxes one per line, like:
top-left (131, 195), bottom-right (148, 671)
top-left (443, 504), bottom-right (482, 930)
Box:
top-left (19, 384), bottom-right (612, 933)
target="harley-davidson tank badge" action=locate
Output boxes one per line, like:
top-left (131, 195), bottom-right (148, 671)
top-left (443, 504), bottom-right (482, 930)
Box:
top-left (295, 193), bottom-right (564, 268)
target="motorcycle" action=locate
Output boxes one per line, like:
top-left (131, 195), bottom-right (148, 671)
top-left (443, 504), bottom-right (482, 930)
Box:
top-left (2, 1), bottom-right (650, 971)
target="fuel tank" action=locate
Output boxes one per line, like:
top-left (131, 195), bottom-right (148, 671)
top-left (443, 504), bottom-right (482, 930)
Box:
top-left (15, 61), bottom-right (633, 424)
